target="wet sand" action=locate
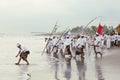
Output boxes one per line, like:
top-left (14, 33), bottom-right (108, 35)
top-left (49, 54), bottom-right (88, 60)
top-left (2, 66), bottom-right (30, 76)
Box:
top-left (101, 47), bottom-right (120, 80)
top-left (0, 35), bottom-right (120, 80)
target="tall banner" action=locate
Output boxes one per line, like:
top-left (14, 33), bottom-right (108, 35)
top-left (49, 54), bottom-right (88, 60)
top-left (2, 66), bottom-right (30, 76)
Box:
top-left (97, 24), bottom-right (103, 35)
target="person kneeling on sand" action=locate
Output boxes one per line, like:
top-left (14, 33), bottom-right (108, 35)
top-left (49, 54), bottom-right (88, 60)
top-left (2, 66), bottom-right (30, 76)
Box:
top-left (15, 43), bottom-right (30, 65)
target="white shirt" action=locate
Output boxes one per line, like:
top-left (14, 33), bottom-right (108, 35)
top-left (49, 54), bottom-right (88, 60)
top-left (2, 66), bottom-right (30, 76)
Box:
top-left (118, 35), bottom-right (120, 41)
top-left (111, 35), bottom-right (115, 41)
top-left (52, 38), bottom-right (58, 46)
top-left (94, 36), bottom-right (101, 46)
top-left (82, 37), bottom-right (87, 45)
top-left (114, 35), bottom-right (118, 40)
top-left (71, 39), bottom-right (77, 47)
top-left (76, 38), bottom-right (84, 48)
top-left (64, 38), bottom-right (71, 46)
top-left (20, 47), bottom-right (29, 52)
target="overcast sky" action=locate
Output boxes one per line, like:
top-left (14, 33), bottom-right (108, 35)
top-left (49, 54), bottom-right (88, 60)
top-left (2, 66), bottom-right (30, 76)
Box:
top-left (0, 0), bottom-right (120, 33)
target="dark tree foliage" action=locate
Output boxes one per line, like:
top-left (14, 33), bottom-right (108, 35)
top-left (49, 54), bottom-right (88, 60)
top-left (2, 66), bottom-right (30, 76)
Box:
top-left (70, 26), bottom-right (84, 33)
top-left (70, 25), bottom-right (115, 35)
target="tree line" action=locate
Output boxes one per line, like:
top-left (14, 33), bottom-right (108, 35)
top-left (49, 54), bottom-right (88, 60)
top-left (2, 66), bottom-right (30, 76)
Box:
top-left (70, 25), bottom-right (115, 35)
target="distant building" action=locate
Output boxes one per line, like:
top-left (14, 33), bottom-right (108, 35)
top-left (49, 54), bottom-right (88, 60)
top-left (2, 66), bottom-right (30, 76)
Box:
top-left (116, 24), bottom-right (120, 34)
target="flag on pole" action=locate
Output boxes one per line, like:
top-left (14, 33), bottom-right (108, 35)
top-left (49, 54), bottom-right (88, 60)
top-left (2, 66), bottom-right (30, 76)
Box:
top-left (97, 24), bottom-right (103, 35)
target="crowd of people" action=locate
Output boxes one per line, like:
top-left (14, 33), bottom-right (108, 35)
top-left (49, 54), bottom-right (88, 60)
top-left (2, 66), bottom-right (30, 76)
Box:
top-left (15, 32), bottom-right (120, 65)
top-left (44, 33), bottom-right (120, 60)
top-left (14, 33), bottom-right (120, 80)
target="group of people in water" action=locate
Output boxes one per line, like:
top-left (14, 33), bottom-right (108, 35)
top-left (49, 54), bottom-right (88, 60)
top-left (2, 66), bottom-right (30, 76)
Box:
top-left (15, 32), bottom-right (120, 66)
top-left (44, 32), bottom-right (120, 60)
top-left (14, 33), bottom-right (120, 80)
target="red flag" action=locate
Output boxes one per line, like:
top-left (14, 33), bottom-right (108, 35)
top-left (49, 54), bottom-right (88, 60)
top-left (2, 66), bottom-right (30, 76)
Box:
top-left (97, 24), bottom-right (103, 35)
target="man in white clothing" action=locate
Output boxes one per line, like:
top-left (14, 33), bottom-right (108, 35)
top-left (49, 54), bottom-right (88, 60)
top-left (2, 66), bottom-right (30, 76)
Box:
top-left (106, 34), bottom-right (111, 49)
top-left (94, 34), bottom-right (102, 58)
top-left (15, 43), bottom-right (30, 65)
top-left (75, 35), bottom-right (85, 60)
top-left (64, 36), bottom-right (72, 57)
top-left (51, 36), bottom-right (59, 58)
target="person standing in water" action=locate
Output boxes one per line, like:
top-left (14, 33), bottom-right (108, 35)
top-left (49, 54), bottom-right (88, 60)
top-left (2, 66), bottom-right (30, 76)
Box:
top-left (94, 33), bottom-right (102, 58)
top-left (15, 43), bottom-right (30, 65)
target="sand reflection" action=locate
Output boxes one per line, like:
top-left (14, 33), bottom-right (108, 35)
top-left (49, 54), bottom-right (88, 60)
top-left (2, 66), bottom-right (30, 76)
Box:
top-left (64, 58), bottom-right (72, 80)
top-left (95, 58), bottom-right (105, 80)
top-left (54, 60), bottom-right (60, 80)
top-left (17, 65), bottom-right (31, 80)
top-left (75, 59), bottom-right (86, 80)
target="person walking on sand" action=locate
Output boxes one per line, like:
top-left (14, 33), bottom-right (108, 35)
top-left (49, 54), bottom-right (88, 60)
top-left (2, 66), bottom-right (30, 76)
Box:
top-left (15, 43), bottom-right (30, 65)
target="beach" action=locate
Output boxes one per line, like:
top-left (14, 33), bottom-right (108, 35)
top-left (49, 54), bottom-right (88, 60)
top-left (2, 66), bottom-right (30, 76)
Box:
top-left (0, 35), bottom-right (120, 80)
top-left (101, 48), bottom-right (120, 80)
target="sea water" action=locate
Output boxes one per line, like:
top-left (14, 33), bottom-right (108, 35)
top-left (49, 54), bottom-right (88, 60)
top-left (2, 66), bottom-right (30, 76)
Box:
top-left (0, 34), bottom-right (119, 80)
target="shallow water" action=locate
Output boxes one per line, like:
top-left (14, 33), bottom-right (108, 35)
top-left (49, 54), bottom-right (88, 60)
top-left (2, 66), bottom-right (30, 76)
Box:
top-left (0, 35), bottom-right (119, 80)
